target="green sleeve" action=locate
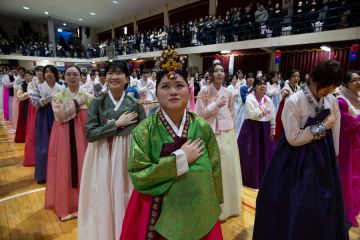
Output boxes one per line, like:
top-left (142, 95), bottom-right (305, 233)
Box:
top-left (207, 127), bottom-right (224, 204)
top-left (86, 99), bottom-right (118, 143)
top-left (128, 124), bottom-right (177, 196)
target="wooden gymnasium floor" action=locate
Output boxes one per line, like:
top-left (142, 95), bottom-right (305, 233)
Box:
top-left (0, 112), bottom-right (359, 240)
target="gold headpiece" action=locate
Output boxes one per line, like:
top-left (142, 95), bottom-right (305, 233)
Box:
top-left (158, 47), bottom-right (186, 79)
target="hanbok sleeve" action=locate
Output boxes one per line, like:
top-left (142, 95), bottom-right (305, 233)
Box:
top-left (128, 126), bottom-right (178, 196)
top-left (331, 98), bottom-right (341, 156)
top-left (30, 84), bottom-right (49, 108)
top-left (206, 126), bottom-right (224, 204)
top-left (269, 98), bottom-right (276, 134)
top-left (52, 94), bottom-right (77, 123)
top-left (136, 102), bottom-right (147, 122)
top-left (195, 88), bottom-right (220, 119)
top-left (2, 75), bottom-right (13, 88)
top-left (266, 83), bottom-right (275, 97)
top-left (85, 99), bottom-right (118, 142)
top-left (137, 81), bottom-right (148, 94)
top-left (338, 98), bottom-right (360, 133)
top-left (228, 91), bottom-right (236, 124)
top-left (17, 88), bottom-right (29, 101)
top-left (240, 86), bottom-right (247, 103)
top-left (281, 97), bottom-right (313, 146)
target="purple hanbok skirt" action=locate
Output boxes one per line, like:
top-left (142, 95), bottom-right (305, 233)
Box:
top-left (237, 119), bottom-right (276, 189)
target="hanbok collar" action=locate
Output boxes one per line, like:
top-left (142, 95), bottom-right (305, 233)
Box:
top-left (66, 87), bottom-right (80, 99)
top-left (108, 90), bottom-right (125, 111)
top-left (161, 109), bottom-right (187, 137)
top-left (340, 86), bottom-right (360, 111)
top-left (285, 81), bottom-right (299, 93)
top-left (211, 83), bottom-right (223, 93)
top-left (254, 92), bottom-right (267, 105)
top-left (304, 86), bottom-right (325, 114)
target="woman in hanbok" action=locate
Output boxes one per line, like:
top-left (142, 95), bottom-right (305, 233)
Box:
top-left (31, 65), bottom-right (64, 183)
top-left (188, 76), bottom-right (196, 112)
top-left (195, 62), bottom-right (242, 221)
top-left (253, 60), bottom-right (349, 240)
top-left (121, 51), bottom-right (223, 239)
top-left (14, 71), bottom-right (32, 143)
top-left (80, 72), bottom-right (94, 95)
top-left (238, 78), bottom-right (276, 189)
top-left (227, 75), bottom-right (241, 112)
top-left (3, 70), bottom-right (15, 124)
top-left (11, 67), bottom-right (25, 131)
top-left (45, 66), bottom-right (94, 220)
top-left (337, 70), bottom-right (360, 227)
top-left (2, 68), bottom-right (10, 120)
top-left (274, 69), bottom-right (301, 142)
top-left (23, 66), bottom-right (43, 166)
top-left (235, 73), bottom-right (254, 137)
top-left (138, 70), bottom-right (156, 116)
top-left (78, 61), bottom-right (146, 240)
top-left (266, 71), bottom-right (281, 113)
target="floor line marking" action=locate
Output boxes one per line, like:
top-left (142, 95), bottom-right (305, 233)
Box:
top-left (0, 187), bottom-right (46, 202)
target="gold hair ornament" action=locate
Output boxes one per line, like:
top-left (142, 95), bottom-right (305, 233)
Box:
top-left (158, 47), bottom-right (187, 80)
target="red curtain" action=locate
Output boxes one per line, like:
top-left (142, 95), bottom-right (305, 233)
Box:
top-left (234, 54), bottom-right (270, 75)
top-left (279, 48), bottom-right (360, 78)
top-left (202, 53), bottom-right (270, 75)
top-left (220, 56), bottom-right (230, 74)
top-left (203, 57), bottom-right (214, 73)
top-left (202, 56), bottom-right (230, 73)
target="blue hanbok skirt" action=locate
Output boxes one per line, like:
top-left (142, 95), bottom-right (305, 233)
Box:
top-left (34, 104), bottom-right (54, 183)
top-left (253, 110), bottom-right (349, 240)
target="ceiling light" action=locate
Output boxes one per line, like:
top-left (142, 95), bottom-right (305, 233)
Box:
top-left (221, 50), bottom-right (231, 54)
top-left (112, 1), bottom-right (119, 3)
top-left (90, 12), bottom-right (96, 16)
top-left (57, 28), bottom-right (63, 32)
top-left (78, 18), bottom-right (83, 21)
top-left (132, 58), bottom-right (137, 61)
top-left (23, 6), bottom-right (30, 10)
top-left (320, 45), bottom-right (331, 52)
top-left (44, 11), bottom-right (49, 15)
top-left (109, 59), bottom-right (113, 62)
top-left (63, 23), bottom-right (66, 26)
top-left (92, 61), bottom-right (96, 64)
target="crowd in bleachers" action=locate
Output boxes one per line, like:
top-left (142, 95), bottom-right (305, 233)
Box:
top-left (0, 0), bottom-right (359, 58)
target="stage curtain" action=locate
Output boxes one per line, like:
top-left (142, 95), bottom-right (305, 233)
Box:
top-left (279, 48), bottom-right (360, 78)
top-left (202, 53), bottom-right (271, 75)
top-left (233, 54), bottom-right (271, 75)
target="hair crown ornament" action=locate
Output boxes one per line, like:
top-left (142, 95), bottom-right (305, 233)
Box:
top-left (158, 47), bottom-right (186, 79)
